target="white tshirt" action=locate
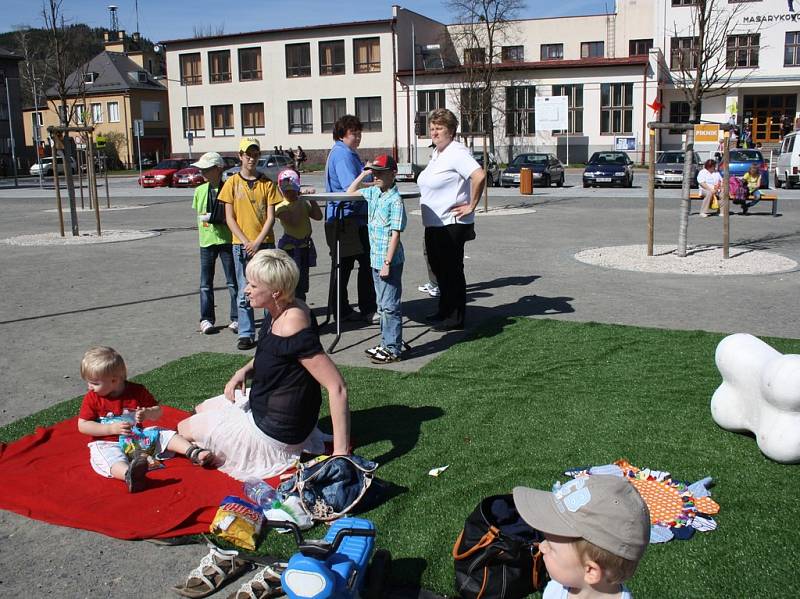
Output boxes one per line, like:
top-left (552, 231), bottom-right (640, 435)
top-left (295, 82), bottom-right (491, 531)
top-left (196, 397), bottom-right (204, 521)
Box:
top-left (697, 168), bottom-right (722, 188)
top-left (417, 140), bottom-right (481, 227)
top-left (542, 580), bottom-right (633, 599)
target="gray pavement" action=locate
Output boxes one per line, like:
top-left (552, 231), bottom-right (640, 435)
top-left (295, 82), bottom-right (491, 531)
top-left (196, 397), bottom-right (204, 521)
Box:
top-left (1, 172), bottom-right (799, 597)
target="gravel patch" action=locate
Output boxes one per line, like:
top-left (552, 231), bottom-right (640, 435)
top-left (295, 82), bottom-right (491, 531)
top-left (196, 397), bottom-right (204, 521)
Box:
top-left (1, 229), bottom-right (160, 246)
top-left (575, 244), bottom-right (798, 276)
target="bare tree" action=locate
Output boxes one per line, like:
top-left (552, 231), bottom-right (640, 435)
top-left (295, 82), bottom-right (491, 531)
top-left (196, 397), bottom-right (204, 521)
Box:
top-left (193, 23), bottom-right (226, 38)
top-left (445, 0), bottom-right (525, 154)
top-left (661, 0), bottom-right (756, 256)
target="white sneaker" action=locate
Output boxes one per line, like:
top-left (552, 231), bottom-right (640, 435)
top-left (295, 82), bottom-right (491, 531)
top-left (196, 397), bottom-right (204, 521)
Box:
top-left (418, 282), bottom-right (441, 297)
top-left (200, 320), bottom-right (214, 334)
top-left (228, 321), bottom-right (239, 334)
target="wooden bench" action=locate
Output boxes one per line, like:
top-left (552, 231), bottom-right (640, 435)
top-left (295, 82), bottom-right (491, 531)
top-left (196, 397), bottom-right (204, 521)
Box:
top-left (688, 191), bottom-right (779, 216)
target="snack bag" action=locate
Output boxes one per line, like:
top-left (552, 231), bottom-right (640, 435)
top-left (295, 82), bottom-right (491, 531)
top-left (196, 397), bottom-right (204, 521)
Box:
top-left (210, 496), bottom-right (264, 550)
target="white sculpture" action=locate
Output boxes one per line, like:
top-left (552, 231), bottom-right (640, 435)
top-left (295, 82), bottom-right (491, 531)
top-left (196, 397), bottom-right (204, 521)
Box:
top-left (711, 333), bottom-right (800, 463)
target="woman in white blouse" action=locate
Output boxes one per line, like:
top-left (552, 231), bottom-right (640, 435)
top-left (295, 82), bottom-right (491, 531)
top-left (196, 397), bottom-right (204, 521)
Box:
top-left (416, 109), bottom-right (486, 330)
top-left (696, 158), bottom-right (723, 217)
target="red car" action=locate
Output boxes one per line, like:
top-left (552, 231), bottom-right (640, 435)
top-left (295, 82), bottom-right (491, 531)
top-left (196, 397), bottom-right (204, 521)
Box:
top-left (138, 159), bottom-right (189, 187)
top-left (172, 166), bottom-right (206, 188)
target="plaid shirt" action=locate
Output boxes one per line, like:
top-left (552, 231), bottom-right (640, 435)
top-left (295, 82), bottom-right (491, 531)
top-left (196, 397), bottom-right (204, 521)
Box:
top-left (361, 184), bottom-right (406, 269)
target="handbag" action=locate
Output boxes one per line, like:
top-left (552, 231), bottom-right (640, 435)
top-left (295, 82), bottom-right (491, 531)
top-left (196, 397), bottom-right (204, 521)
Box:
top-left (453, 494), bottom-right (548, 599)
top-left (277, 454), bottom-right (378, 522)
top-left (710, 195), bottom-right (720, 211)
top-left (205, 185), bottom-right (227, 225)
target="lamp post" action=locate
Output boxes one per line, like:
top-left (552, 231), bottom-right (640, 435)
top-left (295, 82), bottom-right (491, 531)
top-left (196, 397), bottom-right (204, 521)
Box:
top-left (155, 75), bottom-right (191, 159)
top-left (1, 73), bottom-right (19, 188)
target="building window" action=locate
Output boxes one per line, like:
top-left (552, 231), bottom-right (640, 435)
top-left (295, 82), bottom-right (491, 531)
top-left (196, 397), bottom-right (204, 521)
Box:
top-left (107, 101), bottom-right (120, 122)
top-left (541, 44), bottom-right (564, 60)
top-left (319, 40), bottom-right (345, 75)
top-left (505, 86), bottom-right (535, 137)
top-left (241, 103), bottom-right (265, 136)
top-left (321, 98), bottom-right (346, 133)
top-left (581, 41), bottom-right (604, 58)
top-left (286, 43), bottom-right (311, 78)
top-left (671, 37), bottom-right (698, 69)
top-left (629, 39), bottom-right (653, 56)
top-left (416, 89), bottom-right (446, 134)
top-left (668, 101), bottom-right (695, 134)
top-left (600, 83), bottom-right (634, 134)
top-left (785, 31), bottom-right (800, 66)
top-left (183, 106), bottom-right (205, 138)
top-left (179, 53), bottom-right (202, 85)
top-left (463, 47), bottom-right (486, 64)
top-left (501, 45), bottom-right (524, 62)
top-left (31, 112), bottom-right (43, 127)
top-left (551, 84), bottom-right (584, 134)
top-left (91, 103), bottom-right (103, 123)
top-left (141, 101), bottom-right (161, 122)
top-left (288, 100), bottom-right (313, 134)
top-left (354, 37), bottom-right (381, 73)
top-left (355, 96), bottom-right (382, 132)
top-left (726, 34), bottom-right (760, 68)
top-left (208, 50), bottom-right (231, 83)
top-left (211, 105), bottom-right (234, 137)
top-left (460, 88), bottom-right (491, 135)
top-left (238, 47), bottom-right (262, 81)
top-left (75, 104), bottom-right (85, 125)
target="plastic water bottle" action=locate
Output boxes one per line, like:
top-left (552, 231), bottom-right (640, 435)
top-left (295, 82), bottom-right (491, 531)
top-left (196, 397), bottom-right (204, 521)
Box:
top-left (243, 480), bottom-right (277, 508)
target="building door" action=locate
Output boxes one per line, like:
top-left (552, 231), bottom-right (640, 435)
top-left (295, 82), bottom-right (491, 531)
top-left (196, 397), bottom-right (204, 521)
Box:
top-left (743, 94), bottom-right (797, 143)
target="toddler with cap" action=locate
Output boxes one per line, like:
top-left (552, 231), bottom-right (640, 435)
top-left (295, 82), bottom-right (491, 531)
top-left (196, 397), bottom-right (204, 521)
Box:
top-left (513, 475), bottom-right (651, 599)
top-left (274, 169), bottom-right (322, 300)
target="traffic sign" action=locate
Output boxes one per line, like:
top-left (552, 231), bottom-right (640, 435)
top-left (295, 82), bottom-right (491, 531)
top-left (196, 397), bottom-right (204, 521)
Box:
top-left (133, 119), bottom-right (144, 137)
top-left (95, 134), bottom-right (108, 149)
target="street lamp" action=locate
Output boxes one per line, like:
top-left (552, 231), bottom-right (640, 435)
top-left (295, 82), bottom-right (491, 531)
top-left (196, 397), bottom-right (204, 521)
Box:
top-left (154, 75), bottom-right (192, 159)
top-left (0, 73), bottom-right (20, 188)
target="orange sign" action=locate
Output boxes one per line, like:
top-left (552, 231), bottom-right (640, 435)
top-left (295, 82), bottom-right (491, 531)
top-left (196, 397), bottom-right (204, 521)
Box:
top-left (694, 124), bottom-right (720, 143)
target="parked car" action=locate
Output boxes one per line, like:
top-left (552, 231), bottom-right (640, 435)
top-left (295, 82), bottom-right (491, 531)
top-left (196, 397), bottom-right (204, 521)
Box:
top-left (396, 162), bottom-right (423, 182)
top-left (172, 166), bottom-right (205, 188)
top-left (582, 151), bottom-right (634, 187)
top-left (471, 151), bottom-right (501, 187)
top-left (30, 156), bottom-right (77, 176)
top-left (221, 153), bottom-right (294, 183)
top-left (776, 131), bottom-right (800, 189)
top-left (140, 156), bottom-right (157, 169)
top-left (138, 159), bottom-right (189, 187)
top-left (501, 153), bottom-right (565, 187)
top-left (654, 151), bottom-right (700, 188)
top-left (727, 149), bottom-right (769, 188)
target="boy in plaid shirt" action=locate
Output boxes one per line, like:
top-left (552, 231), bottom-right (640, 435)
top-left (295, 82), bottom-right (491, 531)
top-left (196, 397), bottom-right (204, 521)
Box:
top-left (347, 155), bottom-right (406, 363)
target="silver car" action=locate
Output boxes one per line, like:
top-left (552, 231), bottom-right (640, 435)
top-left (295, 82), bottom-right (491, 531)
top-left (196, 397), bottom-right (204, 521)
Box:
top-left (221, 153), bottom-right (294, 183)
top-left (654, 151), bottom-right (700, 188)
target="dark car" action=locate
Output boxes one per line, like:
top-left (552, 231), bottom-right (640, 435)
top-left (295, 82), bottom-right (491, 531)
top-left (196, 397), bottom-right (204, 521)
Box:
top-left (138, 159), bottom-right (189, 187)
top-left (471, 151), bottom-right (501, 187)
top-left (172, 166), bottom-right (205, 188)
top-left (221, 153), bottom-right (294, 183)
top-left (501, 153), bottom-right (565, 187)
top-left (655, 151), bottom-right (701, 188)
top-left (727, 149), bottom-right (769, 188)
top-left (582, 151), bottom-right (634, 187)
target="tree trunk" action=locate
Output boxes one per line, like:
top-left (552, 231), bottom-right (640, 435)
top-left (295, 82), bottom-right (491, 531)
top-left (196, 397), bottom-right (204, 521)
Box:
top-left (60, 98), bottom-right (79, 236)
top-left (677, 105), bottom-right (698, 257)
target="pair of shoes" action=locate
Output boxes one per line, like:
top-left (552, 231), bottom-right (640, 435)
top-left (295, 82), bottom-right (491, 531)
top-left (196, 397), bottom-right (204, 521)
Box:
top-left (125, 452), bottom-right (149, 493)
top-left (363, 311), bottom-right (380, 324)
top-left (370, 347), bottom-right (401, 364)
top-left (364, 344), bottom-right (384, 357)
top-left (227, 562), bottom-right (286, 599)
top-left (186, 443), bottom-right (215, 466)
top-left (433, 314), bottom-right (465, 331)
top-left (200, 320), bottom-right (214, 334)
top-left (418, 282), bottom-right (441, 297)
top-left (237, 337), bottom-right (256, 350)
top-left (172, 542), bottom-right (251, 598)
top-left (228, 321), bottom-right (239, 334)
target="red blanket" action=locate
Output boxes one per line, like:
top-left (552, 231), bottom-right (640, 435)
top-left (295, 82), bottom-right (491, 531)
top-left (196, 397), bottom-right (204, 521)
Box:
top-left (0, 407), bottom-right (271, 540)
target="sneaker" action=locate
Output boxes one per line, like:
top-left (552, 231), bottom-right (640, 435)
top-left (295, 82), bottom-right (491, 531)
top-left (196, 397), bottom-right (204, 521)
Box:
top-left (228, 321), bottom-right (239, 334)
top-left (363, 311), bottom-right (380, 324)
top-left (200, 320), bottom-right (214, 334)
top-left (700, 213), bottom-right (710, 218)
top-left (343, 310), bottom-right (362, 322)
top-left (125, 452), bottom-right (149, 493)
top-left (370, 347), bottom-right (401, 364)
top-left (418, 283), bottom-right (441, 297)
top-left (364, 344), bottom-right (384, 357)
top-left (237, 337), bottom-right (256, 350)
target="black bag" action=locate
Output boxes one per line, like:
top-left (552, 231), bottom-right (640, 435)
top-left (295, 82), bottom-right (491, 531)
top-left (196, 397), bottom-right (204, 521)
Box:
top-left (206, 185), bottom-right (227, 225)
top-left (453, 494), bottom-right (547, 599)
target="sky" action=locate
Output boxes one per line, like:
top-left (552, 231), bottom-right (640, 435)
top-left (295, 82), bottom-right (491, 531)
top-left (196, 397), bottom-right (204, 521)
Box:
top-left (1, 0), bottom-right (611, 42)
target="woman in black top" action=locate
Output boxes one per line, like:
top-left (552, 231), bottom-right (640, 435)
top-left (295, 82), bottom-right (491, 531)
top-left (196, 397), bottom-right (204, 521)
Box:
top-left (178, 249), bottom-right (350, 481)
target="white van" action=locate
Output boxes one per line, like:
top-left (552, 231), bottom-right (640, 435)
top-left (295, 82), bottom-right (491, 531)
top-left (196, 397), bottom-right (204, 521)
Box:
top-left (775, 132), bottom-right (800, 188)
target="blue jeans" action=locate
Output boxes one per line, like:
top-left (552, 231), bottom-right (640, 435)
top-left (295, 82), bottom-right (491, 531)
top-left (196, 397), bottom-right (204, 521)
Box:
top-left (372, 262), bottom-right (403, 356)
top-left (233, 243), bottom-right (274, 340)
top-left (200, 244), bottom-right (237, 324)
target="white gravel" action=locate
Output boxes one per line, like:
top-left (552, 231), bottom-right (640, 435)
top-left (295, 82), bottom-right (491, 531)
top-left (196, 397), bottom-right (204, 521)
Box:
top-left (575, 244), bottom-right (798, 276)
top-left (1, 229), bottom-right (160, 247)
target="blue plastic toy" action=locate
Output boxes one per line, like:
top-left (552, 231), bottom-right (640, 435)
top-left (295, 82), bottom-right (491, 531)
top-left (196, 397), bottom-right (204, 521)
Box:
top-left (264, 517), bottom-right (388, 599)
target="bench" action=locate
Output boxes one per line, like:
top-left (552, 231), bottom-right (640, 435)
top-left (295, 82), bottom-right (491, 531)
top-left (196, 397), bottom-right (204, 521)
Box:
top-left (688, 191), bottom-right (779, 216)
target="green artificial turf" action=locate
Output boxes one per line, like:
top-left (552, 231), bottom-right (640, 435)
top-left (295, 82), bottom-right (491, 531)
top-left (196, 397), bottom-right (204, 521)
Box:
top-left (3, 318), bottom-right (800, 597)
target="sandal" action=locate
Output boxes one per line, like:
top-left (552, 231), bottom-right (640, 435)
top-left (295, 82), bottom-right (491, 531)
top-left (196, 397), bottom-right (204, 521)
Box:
top-left (226, 563), bottom-right (286, 599)
top-left (172, 542), bottom-right (250, 598)
top-left (186, 443), bottom-right (215, 467)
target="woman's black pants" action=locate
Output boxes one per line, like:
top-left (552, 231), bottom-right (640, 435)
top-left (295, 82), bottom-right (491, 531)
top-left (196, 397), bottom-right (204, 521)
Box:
top-left (424, 223), bottom-right (474, 324)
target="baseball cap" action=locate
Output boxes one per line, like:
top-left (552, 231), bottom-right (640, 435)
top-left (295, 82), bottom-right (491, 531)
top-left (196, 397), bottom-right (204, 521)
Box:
top-left (191, 152), bottom-right (225, 169)
top-left (513, 475), bottom-right (650, 562)
top-left (365, 154), bottom-right (398, 172)
top-left (239, 137), bottom-right (261, 153)
top-left (277, 169), bottom-right (301, 196)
